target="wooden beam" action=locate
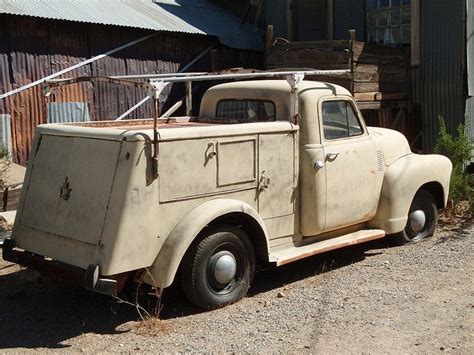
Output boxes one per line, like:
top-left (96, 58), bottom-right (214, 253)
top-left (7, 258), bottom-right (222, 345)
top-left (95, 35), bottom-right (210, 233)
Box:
top-left (328, 0), bottom-right (334, 40)
top-left (411, 0), bottom-right (421, 65)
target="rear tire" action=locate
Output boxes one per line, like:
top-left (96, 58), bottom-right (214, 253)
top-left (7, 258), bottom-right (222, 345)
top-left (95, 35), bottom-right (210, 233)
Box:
top-left (180, 225), bottom-right (255, 310)
top-left (393, 189), bottom-right (438, 244)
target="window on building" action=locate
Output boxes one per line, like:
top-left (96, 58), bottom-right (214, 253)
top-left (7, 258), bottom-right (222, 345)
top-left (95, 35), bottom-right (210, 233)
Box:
top-left (216, 100), bottom-right (276, 122)
top-left (367, 0), bottom-right (411, 45)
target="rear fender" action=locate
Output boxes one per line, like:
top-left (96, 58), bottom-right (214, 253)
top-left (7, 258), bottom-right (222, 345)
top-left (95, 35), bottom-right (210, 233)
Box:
top-left (145, 199), bottom-right (268, 288)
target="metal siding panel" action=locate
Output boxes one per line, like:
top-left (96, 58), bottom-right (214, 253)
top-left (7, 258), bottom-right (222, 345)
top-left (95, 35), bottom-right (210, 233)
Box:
top-left (334, 0), bottom-right (366, 41)
top-left (0, 114), bottom-right (12, 158)
top-left (411, 0), bottom-right (465, 152)
top-left (47, 102), bottom-right (90, 124)
top-left (466, 96), bottom-right (474, 160)
top-left (265, 0), bottom-right (289, 39)
top-left (7, 16), bottom-right (51, 164)
top-left (0, 14), bottom-right (11, 114)
top-left (468, 0), bottom-right (474, 96)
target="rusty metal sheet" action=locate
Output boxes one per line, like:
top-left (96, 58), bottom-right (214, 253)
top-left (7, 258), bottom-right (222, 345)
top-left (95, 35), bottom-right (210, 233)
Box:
top-left (0, 15), bottom-right (264, 164)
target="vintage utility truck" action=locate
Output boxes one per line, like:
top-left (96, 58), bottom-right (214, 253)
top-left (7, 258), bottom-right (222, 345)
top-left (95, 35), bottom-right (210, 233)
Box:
top-left (3, 71), bottom-right (452, 309)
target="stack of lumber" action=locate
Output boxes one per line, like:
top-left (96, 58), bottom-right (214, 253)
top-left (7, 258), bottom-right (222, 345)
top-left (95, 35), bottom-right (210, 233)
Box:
top-left (266, 39), bottom-right (410, 108)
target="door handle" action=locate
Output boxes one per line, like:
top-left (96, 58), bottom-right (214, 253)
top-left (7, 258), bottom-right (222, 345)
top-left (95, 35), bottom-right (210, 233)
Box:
top-left (326, 151), bottom-right (340, 161)
top-left (259, 171), bottom-right (271, 191)
top-left (313, 160), bottom-right (324, 171)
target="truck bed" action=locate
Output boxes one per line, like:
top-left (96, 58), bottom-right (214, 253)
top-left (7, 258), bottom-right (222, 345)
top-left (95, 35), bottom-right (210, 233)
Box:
top-left (37, 117), bottom-right (297, 142)
top-left (58, 117), bottom-right (215, 130)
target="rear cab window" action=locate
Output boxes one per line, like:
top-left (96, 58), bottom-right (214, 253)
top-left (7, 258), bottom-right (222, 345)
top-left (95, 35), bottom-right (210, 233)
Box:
top-left (322, 100), bottom-right (363, 140)
top-left (216, 100), bottom-right (276, 122)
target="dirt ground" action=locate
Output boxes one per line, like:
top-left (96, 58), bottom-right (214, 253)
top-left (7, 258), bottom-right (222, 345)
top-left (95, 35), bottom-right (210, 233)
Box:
top-left (0, 225), bottom-right (472, 353)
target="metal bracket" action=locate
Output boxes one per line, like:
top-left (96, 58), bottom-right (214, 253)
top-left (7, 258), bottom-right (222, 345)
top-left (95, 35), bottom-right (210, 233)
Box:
top-left (286, 72), bottom-right (305, 89)
top-left (286, 73), bottom-right (305, 125)
top-left (148, 81), bottom-right (170, 106)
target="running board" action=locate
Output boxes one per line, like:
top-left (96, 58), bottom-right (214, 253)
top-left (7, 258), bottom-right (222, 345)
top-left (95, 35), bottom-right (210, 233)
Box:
top-left (269, 229), bottom-right (386, 266)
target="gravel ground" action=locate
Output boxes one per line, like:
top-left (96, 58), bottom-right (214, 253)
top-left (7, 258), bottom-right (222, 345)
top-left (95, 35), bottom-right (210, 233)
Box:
top-left (0, 225), bottom-right (472, 353)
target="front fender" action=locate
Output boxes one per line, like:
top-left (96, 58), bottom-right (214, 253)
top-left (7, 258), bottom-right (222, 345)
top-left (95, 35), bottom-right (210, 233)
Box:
top-left (368, 153), bottom-right (452, 233)
top-left (145, 198), bottom-right (269, 288)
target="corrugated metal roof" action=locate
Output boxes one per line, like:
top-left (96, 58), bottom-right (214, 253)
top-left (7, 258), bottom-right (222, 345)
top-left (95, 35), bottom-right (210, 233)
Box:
top-left (0, 0), bottom-right (264, 51)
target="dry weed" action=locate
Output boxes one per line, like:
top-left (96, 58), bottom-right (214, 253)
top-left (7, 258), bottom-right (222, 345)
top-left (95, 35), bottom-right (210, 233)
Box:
top-left (439, 199), bottom-right (472, 231)
top-left (0, 216), bottom-right (12, 232)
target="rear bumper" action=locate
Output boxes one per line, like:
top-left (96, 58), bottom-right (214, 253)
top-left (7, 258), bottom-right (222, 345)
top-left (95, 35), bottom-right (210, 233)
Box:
top-left (2, 238), bottom-right (127, 295)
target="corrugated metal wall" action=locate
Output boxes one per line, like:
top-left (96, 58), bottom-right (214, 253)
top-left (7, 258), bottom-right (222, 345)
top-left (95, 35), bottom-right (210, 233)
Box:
top-left (467, 0), bottom-right (473, 158)
top-left (334, 0), bottom-right (366, 41)
top-left (468, 0), bottom-right (474, 96)
top-left (467, 97), bottom-right (474, 162)
top-left (411, 0), bottom-right (465, 152)
top-left (0, 15), bottom-right (263, 164)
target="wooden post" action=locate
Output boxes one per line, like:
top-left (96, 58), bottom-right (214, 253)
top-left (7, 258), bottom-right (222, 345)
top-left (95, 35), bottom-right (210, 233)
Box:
top-left (411, 0), bottom-right (421, 65)
top-left (185, 81), bottom-right (192, 116)
top-left (286, 0), bottom-right (293, 41)
top-left (348, 29), bottom-right (356, 95)
top-left (266, 25), bottom-right (274, 52)
top-left (327, 0), bottom-right (334, 40)
top-left (210, 49), bottom-right (218, 72)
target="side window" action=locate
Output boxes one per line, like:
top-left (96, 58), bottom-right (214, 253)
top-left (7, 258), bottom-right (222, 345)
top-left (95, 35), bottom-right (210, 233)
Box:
top-left (216, 100), bottom-right (276, 122)
top-left (322, 100), bottom-right (363, 140)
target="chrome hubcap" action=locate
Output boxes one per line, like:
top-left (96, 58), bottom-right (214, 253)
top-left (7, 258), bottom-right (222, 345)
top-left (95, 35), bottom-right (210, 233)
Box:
top-left (210, 251), bottom-right (237, 285)
top-left (409, 209), bottom-right (426, 233)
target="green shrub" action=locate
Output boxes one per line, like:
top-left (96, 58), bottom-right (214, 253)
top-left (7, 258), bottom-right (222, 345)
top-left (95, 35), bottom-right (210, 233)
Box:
top-left (433, 116), bottom-right (473, 205)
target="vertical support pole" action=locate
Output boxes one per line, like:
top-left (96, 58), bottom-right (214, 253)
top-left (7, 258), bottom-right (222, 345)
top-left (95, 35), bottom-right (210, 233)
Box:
top-left (286, 73), bottom-right (305, 125)
top-left (152, 96), bottom-right (160, 178)
top-left (286, 0), bottom-right (293, 41)
top-left (348, 29), bottom-right (356, 95)
top-left (43, 90), bottom-right (50, 125)
top-left (185, 81), bottom-right (192, 117)
top-left (210, 49), bottom-right (218, 72)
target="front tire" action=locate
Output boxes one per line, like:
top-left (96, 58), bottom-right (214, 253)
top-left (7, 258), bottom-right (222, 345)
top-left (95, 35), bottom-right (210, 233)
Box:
top-left (180, 225), bottom-right (255, 309)
top-left (393, 189), bottom-right (438, 244)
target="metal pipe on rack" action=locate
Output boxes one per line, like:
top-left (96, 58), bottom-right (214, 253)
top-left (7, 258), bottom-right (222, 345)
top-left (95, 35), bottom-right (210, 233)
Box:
top-left (148, 69), bottom-right (351, 84)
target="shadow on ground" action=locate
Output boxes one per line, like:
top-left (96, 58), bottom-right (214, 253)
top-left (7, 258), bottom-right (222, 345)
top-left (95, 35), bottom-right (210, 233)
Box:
top-left (0, 265), bottom-right (138, 349)
top-left (0, 238), bottom-right (394, 348)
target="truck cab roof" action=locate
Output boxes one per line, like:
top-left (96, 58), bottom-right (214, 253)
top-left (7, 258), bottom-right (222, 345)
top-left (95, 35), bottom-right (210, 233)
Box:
top-left (200, 80), bottom-right (352, 122)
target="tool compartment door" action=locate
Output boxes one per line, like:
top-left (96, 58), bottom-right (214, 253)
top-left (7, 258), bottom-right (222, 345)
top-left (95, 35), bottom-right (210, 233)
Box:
top-left (20, 135), bottom-right (121, 245)
top-left (258, 132), bottom-right (296, 219)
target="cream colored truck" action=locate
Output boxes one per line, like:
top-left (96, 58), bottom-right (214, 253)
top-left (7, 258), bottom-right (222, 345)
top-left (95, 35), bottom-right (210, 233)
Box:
top-left (3, 76), bottom-right (452, 309)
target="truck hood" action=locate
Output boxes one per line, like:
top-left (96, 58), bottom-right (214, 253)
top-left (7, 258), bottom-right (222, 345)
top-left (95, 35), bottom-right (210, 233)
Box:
top-left (368, 127), bottom-right (412, 166)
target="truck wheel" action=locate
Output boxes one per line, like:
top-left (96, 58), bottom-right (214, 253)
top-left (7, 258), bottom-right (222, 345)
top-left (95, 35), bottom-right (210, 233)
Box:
top-left (180, 225), bottom-right (255, 309)
top-left (394, 189), bottom-right (438, 244)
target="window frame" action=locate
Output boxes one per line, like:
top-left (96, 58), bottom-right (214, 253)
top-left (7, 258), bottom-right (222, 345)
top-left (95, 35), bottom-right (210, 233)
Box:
top-left (215, 99), bottom-right (277, 123)
top-left (366, 0), bottom-right (411, 46)
top-left (319, 98), bottom-right (366, 142)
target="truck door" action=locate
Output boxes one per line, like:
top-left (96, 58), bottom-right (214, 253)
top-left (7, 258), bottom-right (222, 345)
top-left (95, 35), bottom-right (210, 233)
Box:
top-left (319, 99), bottom-right (380, 232)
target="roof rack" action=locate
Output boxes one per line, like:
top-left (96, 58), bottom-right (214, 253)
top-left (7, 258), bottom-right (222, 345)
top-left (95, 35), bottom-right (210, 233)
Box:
top-left (44, 69), bottom-right (352, 176)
